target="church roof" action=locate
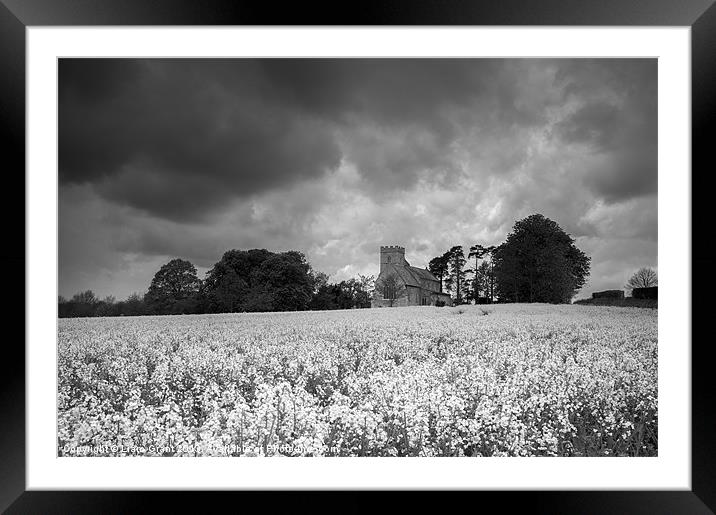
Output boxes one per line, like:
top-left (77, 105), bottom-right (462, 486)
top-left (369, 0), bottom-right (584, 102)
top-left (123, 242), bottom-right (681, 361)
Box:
top-left (387, 264), bottom-right (439, 288)
top-left (389, 264), bottom-right (421, 287)
top-left (407, 266), bottom-right (439, 283)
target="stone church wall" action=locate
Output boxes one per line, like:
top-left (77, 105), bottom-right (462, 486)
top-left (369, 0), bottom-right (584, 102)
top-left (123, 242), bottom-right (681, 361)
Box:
top-left (371, 245), bottom-right (454, 308)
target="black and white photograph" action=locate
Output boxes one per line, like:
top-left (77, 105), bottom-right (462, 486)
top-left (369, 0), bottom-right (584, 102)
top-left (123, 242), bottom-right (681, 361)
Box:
top-left (57, 58), bottom-right (658, 458)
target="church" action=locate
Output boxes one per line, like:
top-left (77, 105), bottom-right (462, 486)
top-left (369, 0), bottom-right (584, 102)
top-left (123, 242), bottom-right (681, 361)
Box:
top-left (371, 246), bottom-right (453, 308)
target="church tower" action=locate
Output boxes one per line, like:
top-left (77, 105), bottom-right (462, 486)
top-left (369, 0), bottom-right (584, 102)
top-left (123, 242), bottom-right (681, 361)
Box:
top-left (380, 245), bottom-right (408, 273)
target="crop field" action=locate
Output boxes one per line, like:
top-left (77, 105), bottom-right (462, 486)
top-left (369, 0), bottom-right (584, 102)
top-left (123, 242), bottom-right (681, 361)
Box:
top-left (58, 304), bottom-right (657, 457)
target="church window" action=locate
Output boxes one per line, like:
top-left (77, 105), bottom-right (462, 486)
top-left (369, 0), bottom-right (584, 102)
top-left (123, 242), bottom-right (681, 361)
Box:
top-left (385, 283), bottom-right (396, 299)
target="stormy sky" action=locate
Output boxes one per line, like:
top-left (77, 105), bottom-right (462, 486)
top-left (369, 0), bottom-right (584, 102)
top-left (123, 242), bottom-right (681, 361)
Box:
top-left (58, 58), bottom-right (657, 301)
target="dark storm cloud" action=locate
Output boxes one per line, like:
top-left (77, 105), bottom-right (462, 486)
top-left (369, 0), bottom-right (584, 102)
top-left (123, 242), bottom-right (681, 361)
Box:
top-left (59, 59), bottom-right (342, 220)
top-left (258, 59), bottom-right (493, 124)
top-left (553, 59), bottom-right (657, 202)
top-left (60, 59), bottom-right (144, 105)
top-left (59, 59), bottom-right (570, 221)
top-left (556, 101), bottom-right (622, 150)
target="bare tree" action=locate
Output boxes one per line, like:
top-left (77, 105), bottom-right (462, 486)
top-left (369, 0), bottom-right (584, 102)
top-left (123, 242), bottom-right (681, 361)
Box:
top-left (625, 267), bottom-right (658, 293)
top-left (381, 273), bottom-right (405, 307)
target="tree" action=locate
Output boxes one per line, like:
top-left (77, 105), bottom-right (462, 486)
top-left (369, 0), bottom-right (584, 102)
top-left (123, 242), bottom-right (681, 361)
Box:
top-left (309, 283), bottom-right (340, 310)
top-left (250, 251), bottom-right (314, 311)
top-left (484, 245), bottom-right (497, 302)
top-left (308, 271), bottom-right (336, 310)
top-left (72, 290), bottom-right (98, 305)
top-left (241, 284), bottom-right (276, 312)
top-left (380, 273), bottom-right (405, 307)
top-left (310, 271), bottom-right (330, 295)
top-left (468, 244), bottom-right (489, 303)
top-left (353, 274), bottom-right (375, 308)
top-left (444, 246), bottom-right (469, 304)
top-left (146, 258), bottom-right (201, 314)
top-left (473, 261), bottom-right (492, 302)
top-left (95, 295), bottom-right (118, 317)
top-left (57, 290), bottom-right (104, 318)
top-left (203, 249), bottom-right (273, 312)
top-left (335, 280), bottom-right (359, 309)
top-left (122, 292), bottom-right (147, 316)
top-left (626, 267), bottom-right (657, 294)
top-left (213, 268), bottom-right (248, 312)
top-left (308, 274), bottom-right (375, 310)
top-left (428, 254), bottom-right (450, 293)
top-left (492, 214), bottom-right (590, 303)
top-left (61, 290), bottom-right (99, 317)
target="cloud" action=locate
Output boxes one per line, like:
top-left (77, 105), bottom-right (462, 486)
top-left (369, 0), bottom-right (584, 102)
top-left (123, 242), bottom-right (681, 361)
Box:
top-left (58, 58), bottom-right (658, 300)
top-left (59, 59), bottom-right (342, 221)
top-left (552, 59), bottom-right (657, 202)
top-left (58, 59), bottom-right (572, 220)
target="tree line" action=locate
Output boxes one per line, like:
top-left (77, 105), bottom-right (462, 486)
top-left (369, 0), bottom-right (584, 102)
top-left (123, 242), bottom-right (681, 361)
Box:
top-left (58, 248), bottom-right (375, 318)
top-left (59, 213), bottom-right (593, 317)
top-left (427, 214), bottom-right (591, 305)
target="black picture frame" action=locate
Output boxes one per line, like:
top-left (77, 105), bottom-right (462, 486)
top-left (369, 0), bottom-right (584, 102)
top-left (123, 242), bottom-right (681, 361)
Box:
top-left (1, 1), bottom-right (714, 513)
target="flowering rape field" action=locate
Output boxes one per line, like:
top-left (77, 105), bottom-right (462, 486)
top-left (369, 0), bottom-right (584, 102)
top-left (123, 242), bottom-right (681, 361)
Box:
top-left (58, 304), bottom-right (657, 457)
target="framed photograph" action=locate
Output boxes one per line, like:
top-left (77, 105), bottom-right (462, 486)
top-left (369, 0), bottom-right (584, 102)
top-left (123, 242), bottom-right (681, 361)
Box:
top-left (3, 0), bottom-right (714, 512)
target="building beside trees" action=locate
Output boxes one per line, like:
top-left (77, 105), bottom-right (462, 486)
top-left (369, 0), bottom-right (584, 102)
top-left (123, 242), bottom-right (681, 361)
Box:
top-left (58, 213), bottom-right (594, 317)
top-left (372, 246), bottom-right (452, 308)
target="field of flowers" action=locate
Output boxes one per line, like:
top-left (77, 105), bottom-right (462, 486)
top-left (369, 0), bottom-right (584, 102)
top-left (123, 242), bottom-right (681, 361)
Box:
top-left (58, 304), bottom-right (657, 457)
